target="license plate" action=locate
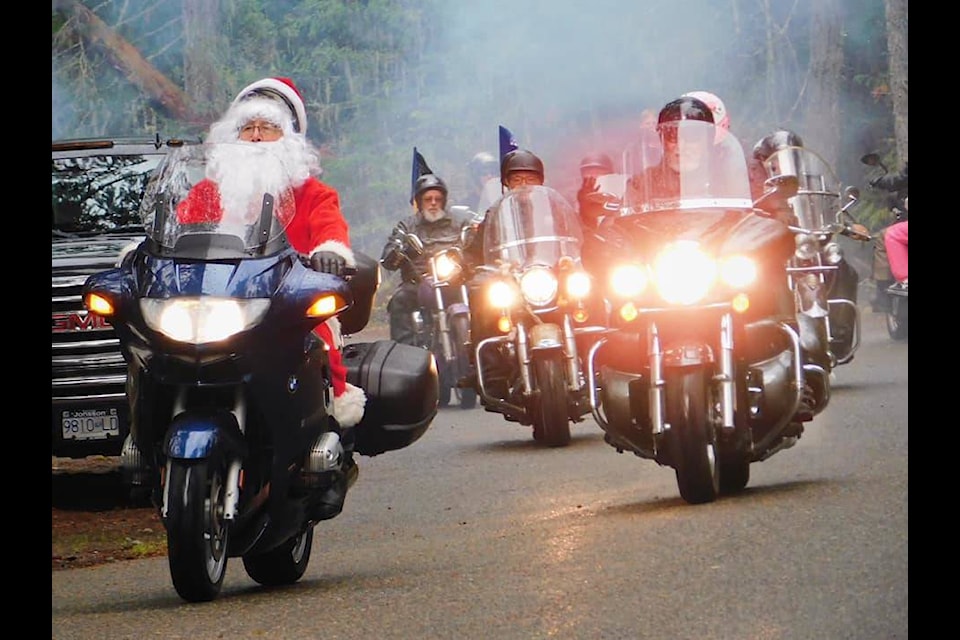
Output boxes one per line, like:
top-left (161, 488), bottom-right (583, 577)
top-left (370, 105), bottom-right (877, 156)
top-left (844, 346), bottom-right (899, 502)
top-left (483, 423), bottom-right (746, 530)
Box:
top-left (61, 408), bottom-right (120, 441)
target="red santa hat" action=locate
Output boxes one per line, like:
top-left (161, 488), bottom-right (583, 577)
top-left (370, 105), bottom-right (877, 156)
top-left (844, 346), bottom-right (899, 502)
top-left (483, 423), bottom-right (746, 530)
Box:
top-left (232, 77), bottom-right (308, 135)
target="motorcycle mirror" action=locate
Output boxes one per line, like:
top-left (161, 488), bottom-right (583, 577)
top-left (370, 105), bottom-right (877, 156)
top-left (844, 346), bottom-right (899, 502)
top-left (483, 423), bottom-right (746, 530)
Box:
top-left (843, 185), bottom-right (860, 201)
top-left (405, 232), bottom-right (424, 255)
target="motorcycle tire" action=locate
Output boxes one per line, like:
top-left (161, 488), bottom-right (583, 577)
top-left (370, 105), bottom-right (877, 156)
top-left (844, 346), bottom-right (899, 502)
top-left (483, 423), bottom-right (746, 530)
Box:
top-left (450, 314), bottom-right (477, 410)
top-left (242, 525), bottom-right (314, 586)
top-left (530, 353), bottom-right (572, 447)
top-left (665, 368), bottom-right (720, 505)
top-left (164, 459), bottom-right (230, 602)
top-left (718, 452), bottom-right (750, 495)
top-left (886, 297), bottom-right (908, 340)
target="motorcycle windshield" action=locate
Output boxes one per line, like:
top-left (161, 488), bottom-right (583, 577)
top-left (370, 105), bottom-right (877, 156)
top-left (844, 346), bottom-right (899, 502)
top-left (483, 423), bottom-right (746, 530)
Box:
top-left (482, 185), bottom-right (584, 267)
top-left (140, 142), bottom-right (297, 257)
top-left (761, 146), bottom-right (841, 231)
top-left (623, 120), bottom-right (753, 213)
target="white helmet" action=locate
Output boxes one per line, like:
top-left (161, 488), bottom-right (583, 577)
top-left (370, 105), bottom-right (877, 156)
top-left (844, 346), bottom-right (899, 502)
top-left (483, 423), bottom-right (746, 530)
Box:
top-left (682, 90), bottom-right (729, 143)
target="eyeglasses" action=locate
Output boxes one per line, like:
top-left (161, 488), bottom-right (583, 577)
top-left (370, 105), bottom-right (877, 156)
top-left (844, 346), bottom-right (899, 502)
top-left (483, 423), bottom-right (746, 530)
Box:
top-left (421, 194), bottom-right (445, 204)
top-left (239, 121), bottom-right (282, 137)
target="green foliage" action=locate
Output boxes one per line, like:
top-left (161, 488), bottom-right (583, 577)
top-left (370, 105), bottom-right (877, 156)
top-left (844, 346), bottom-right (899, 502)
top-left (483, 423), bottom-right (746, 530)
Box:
top-left (53, 0), bottom-right (902, 255)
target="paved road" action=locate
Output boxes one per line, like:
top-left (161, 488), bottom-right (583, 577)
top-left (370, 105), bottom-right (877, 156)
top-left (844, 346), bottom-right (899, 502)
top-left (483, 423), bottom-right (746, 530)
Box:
top-left (51, 312), bottom-right (907, 639)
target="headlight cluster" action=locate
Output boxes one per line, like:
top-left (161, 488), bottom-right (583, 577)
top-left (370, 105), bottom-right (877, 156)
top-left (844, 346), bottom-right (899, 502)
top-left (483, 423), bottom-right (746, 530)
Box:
top-left (487, 264), bottom-right (592, 310)
top-left (141, 297), bottom-right (270, 344)
top-left (609, 241), bottom-right (757, 306)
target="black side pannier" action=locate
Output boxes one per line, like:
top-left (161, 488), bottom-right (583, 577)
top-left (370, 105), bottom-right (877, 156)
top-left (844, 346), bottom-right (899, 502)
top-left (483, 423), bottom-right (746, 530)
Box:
top-left (343, 340), bottom-right (438, 456)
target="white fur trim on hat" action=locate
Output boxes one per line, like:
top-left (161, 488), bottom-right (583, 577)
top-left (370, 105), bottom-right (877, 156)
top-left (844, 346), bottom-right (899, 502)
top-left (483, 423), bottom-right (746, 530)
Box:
top-left (333, 382), bottom-right (366, 428)
top-left (233, 77), bottom-right (308, 135)
top-left (227, 98), bottom-right (295, 134)
top-left (310, 240), bottom-right (356, 268)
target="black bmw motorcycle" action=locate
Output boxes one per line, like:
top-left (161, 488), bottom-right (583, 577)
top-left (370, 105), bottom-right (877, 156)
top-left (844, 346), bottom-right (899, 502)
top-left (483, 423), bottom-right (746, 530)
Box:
top-left (82, 142), bottom-right (437, 601)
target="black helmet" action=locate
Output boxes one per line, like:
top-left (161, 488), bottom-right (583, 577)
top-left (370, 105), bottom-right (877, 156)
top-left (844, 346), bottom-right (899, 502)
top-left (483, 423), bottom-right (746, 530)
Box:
top-left (413, 173), bottom-right (448, 210)
top-left (468, 151), bottom-right (498, 185)
top-left (579, 152), bottom-right (614, 175)
top-left (751, 129), bottom-right (804, 162)
top-left (656, 96), bottom-right (715, 130)
top-left (500, 149), bottom-right (544, 188)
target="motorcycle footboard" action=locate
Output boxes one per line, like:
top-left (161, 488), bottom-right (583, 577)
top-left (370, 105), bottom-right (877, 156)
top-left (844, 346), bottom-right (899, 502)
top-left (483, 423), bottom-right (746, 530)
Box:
top-left (343, 340), bottom-right (438, 456)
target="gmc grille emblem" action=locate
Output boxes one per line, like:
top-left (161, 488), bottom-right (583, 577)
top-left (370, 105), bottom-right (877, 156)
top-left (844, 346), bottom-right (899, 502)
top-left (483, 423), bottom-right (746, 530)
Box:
top-left (52, 311), bottom-right (110, 333)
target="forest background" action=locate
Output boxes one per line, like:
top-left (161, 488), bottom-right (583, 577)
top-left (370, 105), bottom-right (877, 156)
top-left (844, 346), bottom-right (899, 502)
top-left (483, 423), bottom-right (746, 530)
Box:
top-left (52, 0), bottom-right (908, 286)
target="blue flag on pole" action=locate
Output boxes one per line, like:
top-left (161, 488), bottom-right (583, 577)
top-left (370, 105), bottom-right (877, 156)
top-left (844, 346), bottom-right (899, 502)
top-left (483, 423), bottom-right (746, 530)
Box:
top-left (498, 125), bottom-right (519, 165)
top-left (410, 147), bottom-right (433, 203)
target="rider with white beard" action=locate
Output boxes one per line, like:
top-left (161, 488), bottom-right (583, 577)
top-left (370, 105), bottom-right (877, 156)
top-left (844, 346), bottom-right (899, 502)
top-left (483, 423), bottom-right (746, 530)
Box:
top-left (176, 77), bottom-right (366, 514)
top-left (380, 172), bottom-right (475, 344)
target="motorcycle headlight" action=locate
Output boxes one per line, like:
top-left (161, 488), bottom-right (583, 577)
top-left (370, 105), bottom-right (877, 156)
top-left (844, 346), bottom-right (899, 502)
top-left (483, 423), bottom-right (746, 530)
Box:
top-left (653, 241), bottom-right (716, 305)
top-left (565, 269), bottom-right (592, 300)
top-left (719, 255), bottom-right (758, 288)
top-left (519, 266), bottom-right (558, 306)
top-left (610, 264), bottom-right (648, 298)
top-left (488, 279), bottom-right (519, 310)
top-left (794, 233), bottom-right (819, 261)
top-left (141, 297), bottom-right (270, 344)
top-left (433, 250), bottom-right (462, 281)
top-left (823, 242), bottom-right (843, 265)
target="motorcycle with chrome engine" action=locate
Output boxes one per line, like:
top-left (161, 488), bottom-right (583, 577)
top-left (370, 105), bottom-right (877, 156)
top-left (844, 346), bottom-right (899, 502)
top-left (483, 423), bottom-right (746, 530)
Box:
top-left (82, 142), bottom-right (437, 601)
top-left (388, 216), bottom-right (478, 409)
top-left (586, 120), bottom-right (821, 504)
top-left (758, 144), bottom-right (871, 370)
top-left (465, 185), bottom-right (604, 446)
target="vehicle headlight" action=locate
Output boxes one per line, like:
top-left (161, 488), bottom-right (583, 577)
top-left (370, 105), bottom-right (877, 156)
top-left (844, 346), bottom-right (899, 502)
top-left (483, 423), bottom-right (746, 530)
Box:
top-left (488, 279), bottom-right (519, 310)
top-left (141, 297), bottom-right (270, 344)
top-left (794, 233), bottom-right (819, 261)
top-left (610, 264), bottom-right (648, 298)
top-left (565, 269), bottom-right (591, 300)
top-left (519, 266), bottom-right (558, 306)
top-left (433, 250), bottom-right (462, 281)
top-left (719, 255), bottom-right (758, 288)
top-left (653, 241), bottom-right (716, 305)
top-left (823, 242), bottom-right (843, 265)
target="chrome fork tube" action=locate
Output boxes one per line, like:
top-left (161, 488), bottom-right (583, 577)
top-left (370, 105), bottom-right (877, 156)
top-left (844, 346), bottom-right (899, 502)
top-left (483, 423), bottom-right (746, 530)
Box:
top-left (517, 322), bottom-right (534, 394)
top-left (647, 322), bottom-right (665, 436)
top-left (562, 314), bottom-right (580, 391)
top-left (719, 312), bottom-right (736, 430)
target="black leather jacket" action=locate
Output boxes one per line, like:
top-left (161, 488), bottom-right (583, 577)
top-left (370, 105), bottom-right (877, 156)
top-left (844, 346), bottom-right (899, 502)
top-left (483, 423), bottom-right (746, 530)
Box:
top-left (380, 207), bottom-right (474, 284)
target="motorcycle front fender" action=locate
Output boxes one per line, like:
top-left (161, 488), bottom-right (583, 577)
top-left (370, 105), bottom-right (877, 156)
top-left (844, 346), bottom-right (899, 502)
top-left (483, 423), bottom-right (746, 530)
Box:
top-left (445, 301), bottom-right (470, 318)
top-left (163, 409), bottom-right (247, 461)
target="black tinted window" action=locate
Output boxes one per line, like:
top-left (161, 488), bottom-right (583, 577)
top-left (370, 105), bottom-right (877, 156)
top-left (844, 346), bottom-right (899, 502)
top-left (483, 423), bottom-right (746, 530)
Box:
top-left (52, 153), bottom-right (163, 233)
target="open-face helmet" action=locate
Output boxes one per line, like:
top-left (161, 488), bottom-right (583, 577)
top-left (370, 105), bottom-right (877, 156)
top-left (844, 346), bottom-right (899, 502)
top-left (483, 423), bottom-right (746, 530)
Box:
top-left (579, 152), bottom-right (614, 176)
top-left (500, 149), bottom-right (544, 188)
top-left (468, 151), bottom-right (499, 187)
top-left (413, 173), bottom-right (448, 210)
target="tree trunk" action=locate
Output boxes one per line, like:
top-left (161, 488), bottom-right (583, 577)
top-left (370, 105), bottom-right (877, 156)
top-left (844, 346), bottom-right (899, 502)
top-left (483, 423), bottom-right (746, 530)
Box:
top-left (803, 0), bottom-right (844, 170)
top-left (183, 0), bottom-right (223, 124)
top-left (52, 0), bottom-right (195, 122)
top-left (884, 0), bottom-right (908, 164)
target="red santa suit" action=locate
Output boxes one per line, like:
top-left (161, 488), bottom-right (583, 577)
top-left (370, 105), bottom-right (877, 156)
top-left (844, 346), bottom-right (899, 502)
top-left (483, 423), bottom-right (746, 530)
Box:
top-left (182, 77), bottom-right (366, 429)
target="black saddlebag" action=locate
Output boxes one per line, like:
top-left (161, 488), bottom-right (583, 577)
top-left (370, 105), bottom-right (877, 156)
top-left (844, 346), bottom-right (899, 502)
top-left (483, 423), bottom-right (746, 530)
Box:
top-left (343, 340), bottom-right (438, 456)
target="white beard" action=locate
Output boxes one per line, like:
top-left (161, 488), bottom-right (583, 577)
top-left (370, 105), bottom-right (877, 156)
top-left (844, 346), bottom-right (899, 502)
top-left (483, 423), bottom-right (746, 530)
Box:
top-left (206, 137), bottom-right (311, 227)
top-left (421, 207), bottom-right (445, 223)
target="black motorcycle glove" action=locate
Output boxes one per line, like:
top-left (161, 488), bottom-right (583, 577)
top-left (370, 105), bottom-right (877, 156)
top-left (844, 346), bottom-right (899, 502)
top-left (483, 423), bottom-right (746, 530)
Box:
top-left (380, 239), bottom-right (405, 271)
top-left (310, 251), bottom-right (348, 277)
